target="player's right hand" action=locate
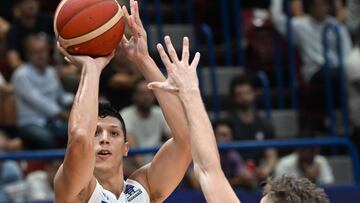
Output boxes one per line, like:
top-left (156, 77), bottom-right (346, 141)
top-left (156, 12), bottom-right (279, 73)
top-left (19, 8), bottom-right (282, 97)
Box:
top-left (57, 42), bottom-right (114, 72)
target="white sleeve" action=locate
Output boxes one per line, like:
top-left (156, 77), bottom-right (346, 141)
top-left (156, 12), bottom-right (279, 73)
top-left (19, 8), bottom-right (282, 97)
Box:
top-left (317, 156), bottom-right (334, 184)
top-left (345, 50), bottom-right (360, 82)
top-left (270, 0), bottom-right (288, 35)
top-left (339, 25), bottom-right (353, 61)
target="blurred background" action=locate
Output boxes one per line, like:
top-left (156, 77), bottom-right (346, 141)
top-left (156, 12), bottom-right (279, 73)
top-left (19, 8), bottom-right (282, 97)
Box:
top-left (1, 0), bottom-right (360, 202)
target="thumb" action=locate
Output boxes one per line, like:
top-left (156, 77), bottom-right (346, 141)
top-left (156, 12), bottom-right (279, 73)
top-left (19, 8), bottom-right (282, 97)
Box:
top-left (148, 82), bottom-right (179, 93)
top-left (147, 82), bottom-right (166, 90)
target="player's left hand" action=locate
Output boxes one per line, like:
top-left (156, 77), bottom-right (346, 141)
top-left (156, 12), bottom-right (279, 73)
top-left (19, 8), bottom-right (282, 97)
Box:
top-left (120, 0), bottom-right (149, 63)
top-left (147, 36), bottom-right (200, 95)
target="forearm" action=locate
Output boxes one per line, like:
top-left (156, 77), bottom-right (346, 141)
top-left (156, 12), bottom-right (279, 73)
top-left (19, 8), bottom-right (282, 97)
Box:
top-left (135, 56), bottom-right (189, 144)
top-left (180, 89), bottom-right (220, 170)
top-left (68, 65), bottom-right (100, 138)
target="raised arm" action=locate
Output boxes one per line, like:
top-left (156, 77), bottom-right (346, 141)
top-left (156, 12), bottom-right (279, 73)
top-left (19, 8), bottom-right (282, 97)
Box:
top-left (119, 1), bottom-right (191, 201)
top-left (54, 46), bottom-right (114, 202)
top-left (148, 39), bottom-right (240, 203)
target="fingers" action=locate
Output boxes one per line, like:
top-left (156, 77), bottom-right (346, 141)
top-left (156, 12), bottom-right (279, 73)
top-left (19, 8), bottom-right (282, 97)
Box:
top-left (57, 42), bottom-right (73, 63)
top-left (181, 37), bottom-right (190, 64)
top-left (122, 2), bottom-right (146, 38)
top-left (147, 82), bottom-right (179, 92)
top-left (122, 5), bottom-right (130, 19)
top-left (157, 43), bottom-right (172, 70)
top-left (130, 0), bottom-right (136, 21)
top-left (190, 52), bottom-right (201, 69)
top-left (164, 36), bottom-right (180, 64)
top-left (133, 0), bottom-right (145, 29)
top-left (119, 35), bottom-right (129, 48)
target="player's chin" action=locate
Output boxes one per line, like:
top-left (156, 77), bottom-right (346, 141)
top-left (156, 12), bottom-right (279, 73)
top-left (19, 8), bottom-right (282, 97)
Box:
top-left (95, 159), bottom-right (113, 171)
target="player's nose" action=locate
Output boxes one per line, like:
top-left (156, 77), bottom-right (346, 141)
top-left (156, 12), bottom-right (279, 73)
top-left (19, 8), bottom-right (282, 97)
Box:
top-left (99, 131), bottom-right (110, 145)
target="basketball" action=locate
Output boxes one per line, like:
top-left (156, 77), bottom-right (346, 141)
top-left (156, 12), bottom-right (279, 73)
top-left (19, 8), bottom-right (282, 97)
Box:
top-left (54, 0), bottom-right (125, 57)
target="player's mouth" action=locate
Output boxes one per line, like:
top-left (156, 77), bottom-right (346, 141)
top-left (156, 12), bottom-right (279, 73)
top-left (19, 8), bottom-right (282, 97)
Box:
top-left (97, 149), bottom-right (112, 159)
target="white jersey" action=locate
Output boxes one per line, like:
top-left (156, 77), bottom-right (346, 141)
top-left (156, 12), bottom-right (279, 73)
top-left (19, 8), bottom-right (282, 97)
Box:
top-left (88, 179), bottom-right (150, 203)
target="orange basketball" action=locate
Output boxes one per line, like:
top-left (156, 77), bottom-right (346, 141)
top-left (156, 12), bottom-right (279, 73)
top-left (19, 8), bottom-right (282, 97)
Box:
top-left (54, 0), bottom-right (125, 57)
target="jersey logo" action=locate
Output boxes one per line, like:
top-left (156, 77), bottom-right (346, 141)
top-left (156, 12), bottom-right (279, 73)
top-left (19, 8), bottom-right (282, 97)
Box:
top-left (125, 185), bottom-right (143, 202)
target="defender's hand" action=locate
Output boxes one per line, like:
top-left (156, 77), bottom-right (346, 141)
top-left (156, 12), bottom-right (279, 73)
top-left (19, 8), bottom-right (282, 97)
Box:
top-left (57, 42), bottom-right (114, 71)
top-left (120, 0), bottom-right (149, 63)
top-left (148, 36), bottom-right (200, 95)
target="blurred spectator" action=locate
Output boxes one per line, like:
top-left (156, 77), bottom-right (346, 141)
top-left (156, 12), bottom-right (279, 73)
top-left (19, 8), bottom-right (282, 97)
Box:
top-left (275, 148), bottom-right (334, 184)
top-left (100, 49), bottom-right (141, 110)
top-left (24, 160), bottom-right (60, 201)
top-left (346, 0), bottom-right (360, 35)
top-left (0, 131), bottom-right (23, 202)
top-left (0, 73), bottom-right (11, 93)
top-left (226, 75), bottom-right (277, 173)
top-left (212, 121), bottom-right (256, 189)
top-left (3, 160), bottom-right (61, 202)
top-left (271, 0), bottom-right (351, 83)
top-left (6, 0), bottom-right (53, 69)
top-left (271, 0), bottom-right (352, 134)
top-left (345, 27), bottom-right (360, 148)
top-left (0, 16), bottom-right (12, 81)
top-left (120, 79), bottom-right (171, 163)
top-left (11, 34), bottom-right (73, 149)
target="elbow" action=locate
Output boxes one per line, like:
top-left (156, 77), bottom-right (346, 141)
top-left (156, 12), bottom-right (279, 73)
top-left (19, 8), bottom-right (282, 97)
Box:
top-left (68, 128), bottom-right (91, 142)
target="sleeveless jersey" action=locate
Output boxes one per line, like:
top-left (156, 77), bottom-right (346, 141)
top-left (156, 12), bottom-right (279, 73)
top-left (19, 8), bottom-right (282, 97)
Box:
top-left (88, 179), bottom-right (150, 203)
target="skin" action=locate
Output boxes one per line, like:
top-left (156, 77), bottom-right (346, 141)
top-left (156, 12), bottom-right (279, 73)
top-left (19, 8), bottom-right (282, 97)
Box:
top-left (148, 34), bottom-right (275, 203)
top-left (54, 0), bottom-right (191, 202)
top-left (148, 35), bottom-right (239, 202)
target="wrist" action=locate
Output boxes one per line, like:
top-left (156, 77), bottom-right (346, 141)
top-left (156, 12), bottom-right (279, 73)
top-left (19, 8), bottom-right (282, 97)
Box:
top-left (82, 64), bottom-right (102, 75)
top-left (133, 54), bottom-right (153, 68)
top-left (179, 88), bottom-right (201, 103)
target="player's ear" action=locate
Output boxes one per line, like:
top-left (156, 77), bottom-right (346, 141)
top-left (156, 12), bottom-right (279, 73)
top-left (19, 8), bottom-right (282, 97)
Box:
top-left (123, 141), bottom-right (130, 157)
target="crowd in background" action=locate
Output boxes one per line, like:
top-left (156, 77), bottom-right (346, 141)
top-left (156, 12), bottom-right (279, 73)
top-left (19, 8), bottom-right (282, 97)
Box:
top-left (1, 0), bottom-right (360, 201)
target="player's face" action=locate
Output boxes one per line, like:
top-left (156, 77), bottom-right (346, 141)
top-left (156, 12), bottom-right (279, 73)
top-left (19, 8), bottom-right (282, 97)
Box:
top-left (94, 116), bottom-right (129, 172)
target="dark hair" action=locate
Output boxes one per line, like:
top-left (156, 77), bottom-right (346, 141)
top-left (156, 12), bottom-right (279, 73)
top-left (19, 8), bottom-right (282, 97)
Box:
top-left (263, 176), bottom-right (329, 203)
top-left (229, 74), bottom-right (254, 96)
top-left (98, 102), bottom-right (127, 141)
top-left (212, 120), bottom-right (235, 134)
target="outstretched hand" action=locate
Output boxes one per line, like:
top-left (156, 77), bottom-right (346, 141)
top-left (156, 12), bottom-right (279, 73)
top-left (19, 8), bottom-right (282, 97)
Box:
top-left (57, 42), bottom-right (114, 71)
top-left (148, 36), bottom-right (200, 95)
top-left (120, 0), bottom-right (148, 62)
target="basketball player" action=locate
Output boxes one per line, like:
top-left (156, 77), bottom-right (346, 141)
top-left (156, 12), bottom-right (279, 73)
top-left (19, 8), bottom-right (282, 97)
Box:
top-left (148, 31), bottom-right (329, 203)
top-left (54, 0), bottom-right (192, 202)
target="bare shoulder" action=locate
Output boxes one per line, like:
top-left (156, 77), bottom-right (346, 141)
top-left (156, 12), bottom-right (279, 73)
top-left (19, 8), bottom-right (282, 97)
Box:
top-left (129, 163), bottom-right (150, 193)
top-left (129, 163), bottom-right (167, 201)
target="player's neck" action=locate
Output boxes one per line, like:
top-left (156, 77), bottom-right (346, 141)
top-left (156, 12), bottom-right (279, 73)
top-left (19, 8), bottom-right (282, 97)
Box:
top-left (96, 167), bottom-right (125, 198)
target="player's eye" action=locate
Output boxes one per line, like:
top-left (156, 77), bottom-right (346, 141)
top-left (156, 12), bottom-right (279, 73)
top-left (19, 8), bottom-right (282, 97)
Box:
top-left (111, 131), bottom-right (119, 137)
top-left (95, 130), bottom-right (101, 137)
